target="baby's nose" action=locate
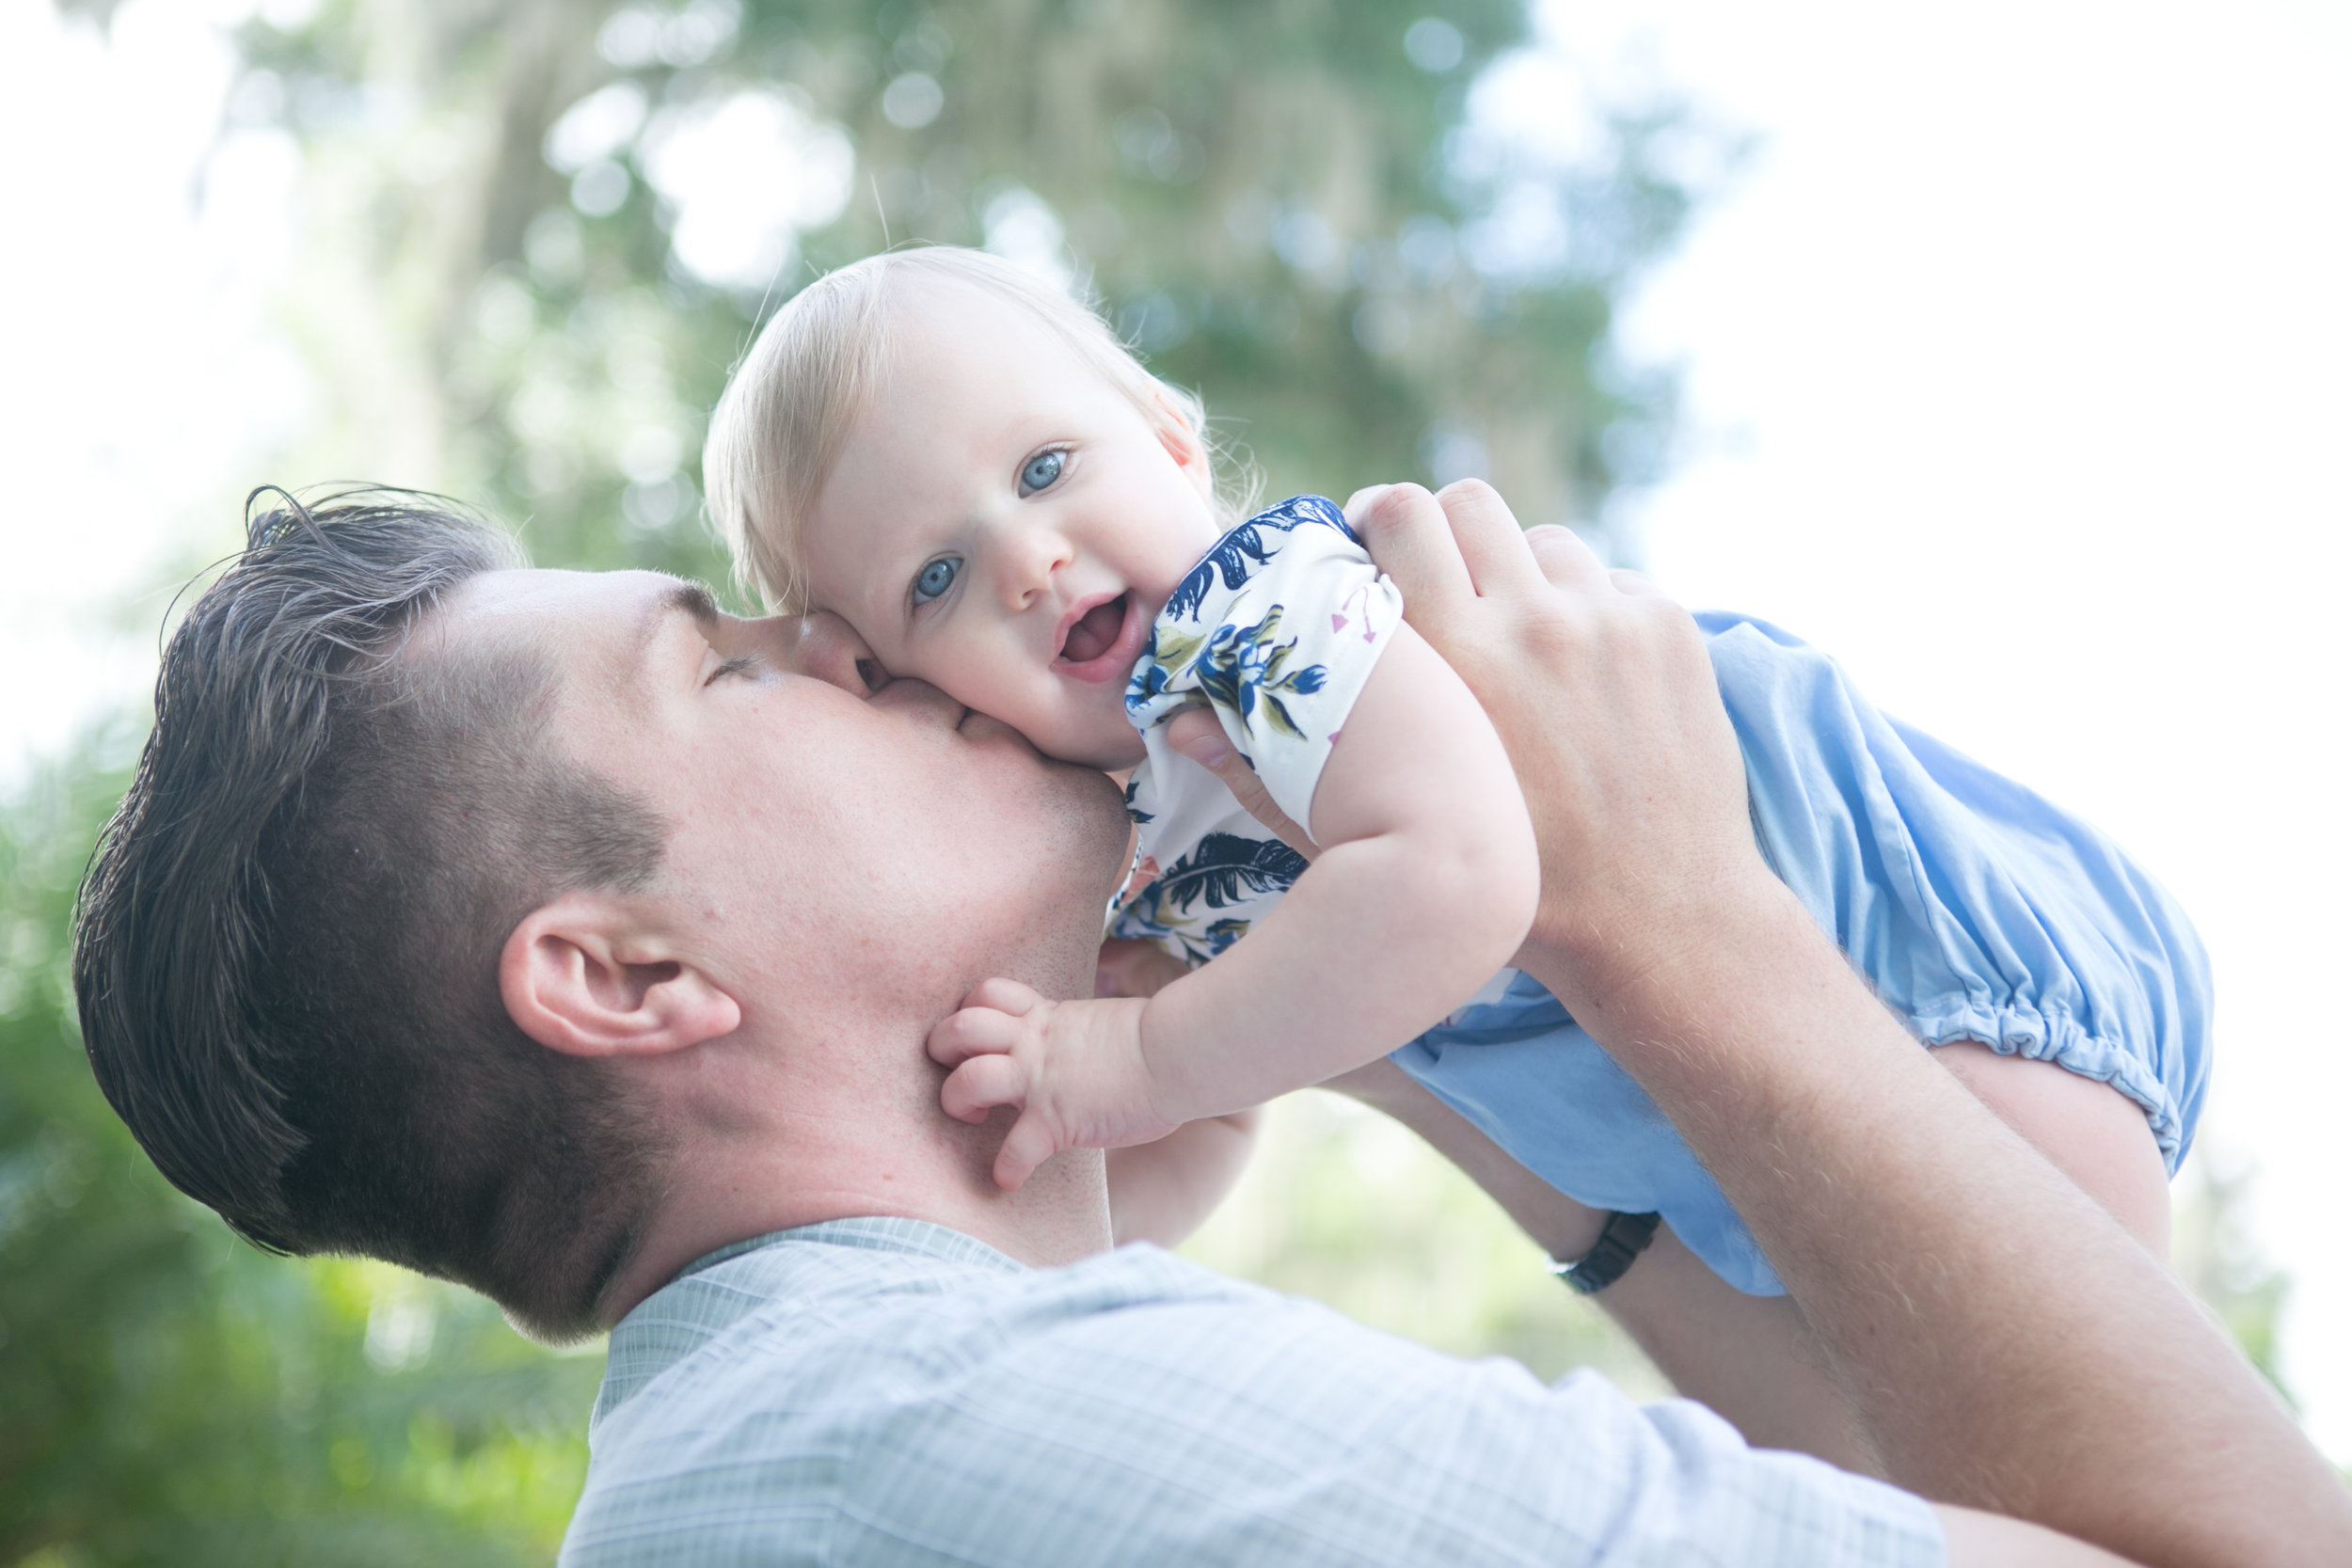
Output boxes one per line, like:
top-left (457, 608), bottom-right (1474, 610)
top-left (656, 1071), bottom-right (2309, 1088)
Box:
top-left (990, 523), bottom-right (1075, 609)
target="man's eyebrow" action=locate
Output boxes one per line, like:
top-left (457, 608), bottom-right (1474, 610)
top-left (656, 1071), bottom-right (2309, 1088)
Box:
top-left (629, 578), bottom-right (723, 673)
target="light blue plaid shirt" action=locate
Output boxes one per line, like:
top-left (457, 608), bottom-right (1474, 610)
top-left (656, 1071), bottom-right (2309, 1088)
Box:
top-left (560, 1217), bottom-right (1944, 1566)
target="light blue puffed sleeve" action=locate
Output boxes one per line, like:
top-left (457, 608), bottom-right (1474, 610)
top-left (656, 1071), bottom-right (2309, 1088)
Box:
top-left (1393, 610), bottom-right (2213, 1296)
top-left (1708, 611), bottom-right (2211, 1161)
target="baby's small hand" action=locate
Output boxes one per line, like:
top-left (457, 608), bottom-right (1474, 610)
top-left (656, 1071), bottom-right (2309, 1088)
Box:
top-left (926, 978), bottom-right (1174, 1191)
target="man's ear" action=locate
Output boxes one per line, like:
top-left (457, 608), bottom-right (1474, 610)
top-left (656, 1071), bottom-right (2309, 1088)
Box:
top-left (1149, 386), bottom-right (1216, 502)
top-left (499, 893), bottom-right (741, 1058)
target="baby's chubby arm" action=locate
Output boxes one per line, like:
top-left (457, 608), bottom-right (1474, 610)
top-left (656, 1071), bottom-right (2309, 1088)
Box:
top-left (929, 622), bottom-right (1538, 1190)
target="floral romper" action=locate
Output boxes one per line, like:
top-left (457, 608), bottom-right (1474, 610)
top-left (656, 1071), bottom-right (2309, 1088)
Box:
top-left (1110, 496), bottom-right (2212, 1295)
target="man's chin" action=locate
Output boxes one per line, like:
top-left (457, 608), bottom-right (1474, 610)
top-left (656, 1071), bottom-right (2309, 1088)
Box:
top-left (951, 707), bottom-right (1026, 746)
top-left (949, 709), bottom-right (1134, 921)
top-left (1036, 754), bottom-right (1136, 910)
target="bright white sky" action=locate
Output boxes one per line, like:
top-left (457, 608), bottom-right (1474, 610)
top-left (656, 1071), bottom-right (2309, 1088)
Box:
top-left (5, 0), bottom-right (2349, 1457)
top-left (1507, 0), bottom-right (2352, 1453)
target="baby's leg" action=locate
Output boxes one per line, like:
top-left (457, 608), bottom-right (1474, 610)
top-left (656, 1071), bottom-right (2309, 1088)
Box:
top-left (1594, 1227), bottom-right (1883, 1473)
top-left (1928, 1039), bottom-right (2172, 1255)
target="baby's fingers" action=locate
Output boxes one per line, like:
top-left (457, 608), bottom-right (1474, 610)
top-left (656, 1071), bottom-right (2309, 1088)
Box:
top-left (991, 1108), bottom-right (1064, 1192)
top-left (941, 1053), bottom-right (1028, 1125)
top-left (960, 975), bottom-right (1045, 1015)
top-left (928, 1005), bottom-right (1022, 1067)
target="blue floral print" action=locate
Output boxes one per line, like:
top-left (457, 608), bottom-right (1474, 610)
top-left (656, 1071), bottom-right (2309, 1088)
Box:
top-left (1110, 496), bottom-right (1403, 965)
top-left (1113, 833), bottom-right (1309, 964)
top-left (1158, 495), bottom-right (1362, 625)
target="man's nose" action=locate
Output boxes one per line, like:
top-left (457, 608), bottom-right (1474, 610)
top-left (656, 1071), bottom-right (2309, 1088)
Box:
top-left (777, 610), bottom-right (886, 696)
top-left (984, 517), bottom-right (1075, 611)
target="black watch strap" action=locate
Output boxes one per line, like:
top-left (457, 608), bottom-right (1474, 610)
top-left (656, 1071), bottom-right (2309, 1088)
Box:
top-left (1547, 1211), bottom-right (1661, 1296)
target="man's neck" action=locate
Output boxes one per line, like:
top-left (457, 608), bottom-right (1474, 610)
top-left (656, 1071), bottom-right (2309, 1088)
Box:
top-left (599, 1111), bottom-right (1115, 1323)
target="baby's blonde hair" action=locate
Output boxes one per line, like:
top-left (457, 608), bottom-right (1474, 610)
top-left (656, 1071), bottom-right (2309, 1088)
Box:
top-left (705, 245), bottom-right (1249, 612)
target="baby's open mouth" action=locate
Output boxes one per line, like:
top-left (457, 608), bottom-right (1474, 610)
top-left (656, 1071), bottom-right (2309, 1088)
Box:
top-left (1060, 594), bottom-right (1129, 664)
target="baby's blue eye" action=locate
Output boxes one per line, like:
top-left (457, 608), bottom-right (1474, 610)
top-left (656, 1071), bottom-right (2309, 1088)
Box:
top-left (1019, 450), bottom-right (1065, 496)
top-left (913, 557), bottom-right (960, 604)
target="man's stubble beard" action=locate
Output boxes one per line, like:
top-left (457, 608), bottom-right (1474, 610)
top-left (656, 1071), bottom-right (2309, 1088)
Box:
top-left (1000, 758), bottom-right (1135, 1003)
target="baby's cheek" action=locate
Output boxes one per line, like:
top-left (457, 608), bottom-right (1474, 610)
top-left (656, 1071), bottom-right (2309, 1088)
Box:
top-left (903, 641), bottom-right (1033, 721)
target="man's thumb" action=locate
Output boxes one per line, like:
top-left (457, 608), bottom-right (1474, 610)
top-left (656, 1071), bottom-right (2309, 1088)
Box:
top-left (1162, 706), bottom-right (1315, 859)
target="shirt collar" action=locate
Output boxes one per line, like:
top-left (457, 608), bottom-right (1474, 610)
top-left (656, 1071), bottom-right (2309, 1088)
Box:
top-left (593, 1216), bottom-right (1031, 1432)
top-left (670, 1215), bottom-right (1029, 1285)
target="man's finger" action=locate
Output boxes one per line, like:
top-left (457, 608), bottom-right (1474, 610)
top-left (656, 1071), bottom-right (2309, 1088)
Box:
top-left (1356, 483), bottom-right (1475, 623)
top-left (1434, 480), bottom-right (1549, 598)
top-left (1520, 523), bottom-right (1612, 593)
top-left (992, 1111), bottom-right (1060, 1192)
top-left (927, 1006), bottom-right (1020, 1067)
top-left (941, 1054), bottom-right (1027, 1124)
top-left (1163, 706), bottom-right (1316, 858)
top-left (1341, 484), bottom-right (1395, 529)
top-left (1608, 567), bottom-right (1666, 599)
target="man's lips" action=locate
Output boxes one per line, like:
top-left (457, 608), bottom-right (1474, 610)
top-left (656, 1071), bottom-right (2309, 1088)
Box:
top-left (1053, 592), bottom-right (1147, 684)
top-left (866, 674), bottom-right (967, 727)
top-left (868, 676), bottom-right (1028, 747)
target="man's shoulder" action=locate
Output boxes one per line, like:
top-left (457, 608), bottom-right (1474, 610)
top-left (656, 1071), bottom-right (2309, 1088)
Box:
top-left (561, 1219), bottom-right (1946, 1568)
top-left (594, 1224), bottom-right (1263, 1419)
top-left (561, 1226), bottom-right (1336, 1563)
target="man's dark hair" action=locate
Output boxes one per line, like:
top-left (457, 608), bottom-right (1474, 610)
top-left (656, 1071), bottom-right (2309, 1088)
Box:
top-left (74, 488), bottom-right (672, 1340)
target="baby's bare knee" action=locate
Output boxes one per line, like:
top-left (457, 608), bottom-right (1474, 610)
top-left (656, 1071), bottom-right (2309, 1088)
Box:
top-left (1931, 1039), bottom-right (2173, 1256)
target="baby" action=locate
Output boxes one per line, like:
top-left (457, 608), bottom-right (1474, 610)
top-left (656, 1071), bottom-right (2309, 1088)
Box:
top-left (704, 245), bottom-right (2209, 1305)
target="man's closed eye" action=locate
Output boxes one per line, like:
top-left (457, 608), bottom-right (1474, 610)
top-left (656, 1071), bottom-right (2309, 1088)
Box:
top-left (705, 654), bottom-right (760, 686)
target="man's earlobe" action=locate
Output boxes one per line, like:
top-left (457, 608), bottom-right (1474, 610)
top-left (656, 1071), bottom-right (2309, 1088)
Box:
top-left (500, 895), bottom-right (741, 1058)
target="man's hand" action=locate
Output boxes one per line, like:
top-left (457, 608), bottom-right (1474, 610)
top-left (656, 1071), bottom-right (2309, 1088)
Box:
top-left (1345, 482), bottom-right (1771, 1020)
top-left (928, 980), bottom-right (1179, 1191)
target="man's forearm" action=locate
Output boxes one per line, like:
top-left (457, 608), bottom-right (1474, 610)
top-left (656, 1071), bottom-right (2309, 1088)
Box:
top-left (1345, 476), bottom-right (2351, 1567)
top-left (1520, 872), bottom-right (2352, 1568)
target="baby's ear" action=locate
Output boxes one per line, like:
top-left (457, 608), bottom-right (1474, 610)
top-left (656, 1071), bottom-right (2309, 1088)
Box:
top-left (1148, 386), bottom-right (1214, 494)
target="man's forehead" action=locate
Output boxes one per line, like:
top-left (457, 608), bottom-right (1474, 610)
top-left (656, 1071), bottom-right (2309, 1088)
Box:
top-left (443, 567), bottom-right (701, 657)
top-left (447, 565), bottom-right (675, 626)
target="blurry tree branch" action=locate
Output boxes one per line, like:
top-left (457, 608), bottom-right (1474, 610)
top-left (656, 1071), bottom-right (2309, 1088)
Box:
top-left (202, 0), bottom-right (1732, 582)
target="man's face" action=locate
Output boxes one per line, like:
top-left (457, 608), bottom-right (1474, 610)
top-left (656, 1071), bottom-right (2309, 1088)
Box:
top-left (437, 567), bottom-right (1133, 1031)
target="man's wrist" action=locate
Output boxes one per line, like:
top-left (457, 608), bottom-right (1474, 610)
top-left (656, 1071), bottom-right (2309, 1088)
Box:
top-left (1523, 866), bottom-right (1808, 1039)
top-left (1547, 1210), bottom-right (1661, 1294)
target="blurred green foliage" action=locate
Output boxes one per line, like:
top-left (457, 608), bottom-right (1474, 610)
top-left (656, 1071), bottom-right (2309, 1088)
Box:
top-left (192, 0), bottom-right (1712, 586)
top-left (2173, 1143), bottom-right (2296, 1406)
top-left (1, 745), bottom-right (596, 1566)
